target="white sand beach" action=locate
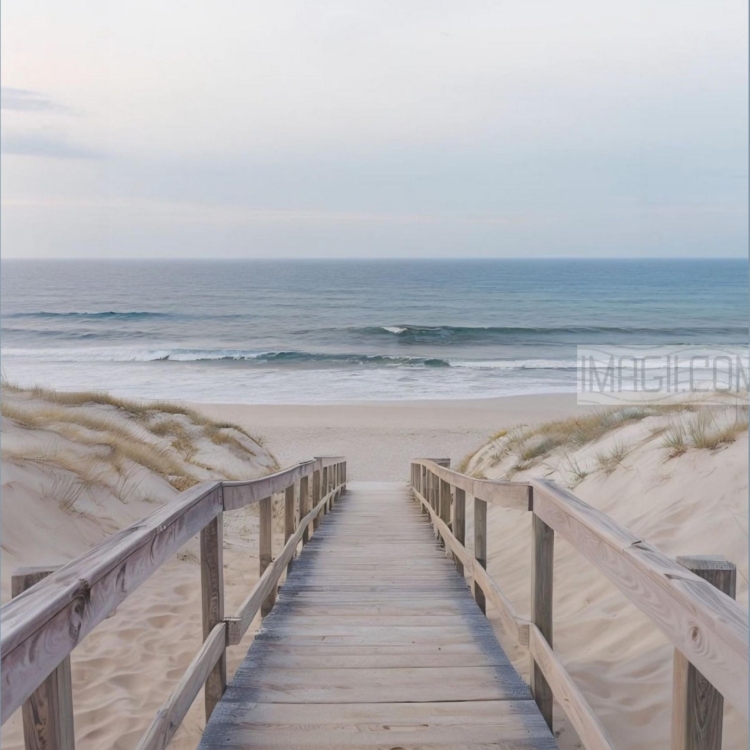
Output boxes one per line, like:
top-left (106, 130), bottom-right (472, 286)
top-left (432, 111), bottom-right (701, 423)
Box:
top-left (1, 388), bottom-right (747, 750)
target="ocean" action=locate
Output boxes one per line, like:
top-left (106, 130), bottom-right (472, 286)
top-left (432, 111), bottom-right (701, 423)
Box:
top-left (1, 259), bottom-right (747, 403)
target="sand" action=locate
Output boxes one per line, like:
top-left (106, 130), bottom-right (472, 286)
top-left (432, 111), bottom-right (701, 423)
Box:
top-left (2, 390), bottom-right (747, 750)
top-left (467, 405), bottom-right (749, 750)
top-left (192, 394), bottom-right (587, 481)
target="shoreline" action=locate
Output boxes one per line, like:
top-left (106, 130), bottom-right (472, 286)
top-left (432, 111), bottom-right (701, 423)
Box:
top-left (192, 392), bottom-right (588, 480)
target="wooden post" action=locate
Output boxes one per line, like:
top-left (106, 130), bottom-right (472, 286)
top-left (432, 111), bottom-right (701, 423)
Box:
top-left (420, 466), bottom-right (427, 513)
top-left (284, 484), bottom-right (295, 543)
top-left (12, 567), bottom-right (75, 750)
top-left (430, 471), bottom-right (439, 538)
top-left (531, 512), bottom-right (554, 731)
top-left (439, 479), bottom-right (451, 550)
top-left (454, 487), bottom-right (466, 577)
top-left (200, 515), bottom-right (226, 719)
top-left (321, 467), bottom-right (328, 516)
top-left (473, 498), bottom-right (487, 614)
top-left (312, 468), bottom-right (321, 532)
top-left (300, 475), bottom-right (310, 544)
top-left (671, 555), bottom-right (737, 750)
top-left (259, 496), bottom-right (275, 616)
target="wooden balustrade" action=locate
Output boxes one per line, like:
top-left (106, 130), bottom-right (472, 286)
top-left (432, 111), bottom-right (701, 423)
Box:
top-left (1, 457), bottom-right (347, 750)
top-left (409, 458), bottom-right (748, 750)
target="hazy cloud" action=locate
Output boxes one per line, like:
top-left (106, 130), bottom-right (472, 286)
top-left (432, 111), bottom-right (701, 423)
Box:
top-left (2, 132), bottom-right (100, 159)
top-left (1, 87), bottom-right (69, 113)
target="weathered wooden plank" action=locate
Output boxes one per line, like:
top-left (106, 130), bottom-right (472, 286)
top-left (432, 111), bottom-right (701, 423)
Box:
top-left (136, 623), bottom-right (226, 750)
top-left (226, 489), bottom-right (331, 645)
top-left (11, 567), bottom-right (75, 750)
top-left (671, 555), bottom-right (737, 750)
top-left (200, 515), bottom-right (226, 719)
top-left (531, 477), bottom-right (748, 716)
top-left (528, 625), bottom-right (615, 750)
top-left (412, 487), bottom-right (529, 645)
top-left (201, 700), bottom-right (557, 749)
top-left (242, 649), bottom-right (511, 669)
top-left (225, 665), bottom-right (531, 703)
top-left (531, 512), bottom-right (554, 730)
top-left (201, 482), bottom-right (553, 750)
top-left (1, 482), bottom-right (223, 724)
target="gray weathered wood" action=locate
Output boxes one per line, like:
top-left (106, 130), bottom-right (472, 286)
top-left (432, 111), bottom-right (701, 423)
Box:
top-left (222, 460), bottom-right (317, 511)
top-left (136, 623), bottom-right (226, 750)
top-left (413, 486), bottom-right (528, 646)
top-left (528, 624), bottom-right (615, 750)
top-left (200, 482), bottom-right (554, 750)
top-left (284, 484), bottom-right (295, 545)
top-left (454, 487), bottom-right (466, 577)
top-left (531, 512), bottom-right (554, 731)
top-left (531, 478), bottom-right (748, 716)
top-left (11, 567), bottom-right (75, 750)
top-left (439, 479), bottom-right (451, 550)
top-left (299, 475), bottom-right (310, 545)
top-left (474, 497), bottom-right (487, 614)
top-left (671, 555), bottom-right (737, 750)
top-left (259, 497), bottom-right (274, 617)
top-left (312, 470), bottom-right (321, 532)
top-left (226, 487), bottom-right (333, 645)
top-left (200, 514), bottom-right (226, 719)
top-left (413, 458), bottom-right (531, 511)
top-left (1, 482), bottom-right (224, 723)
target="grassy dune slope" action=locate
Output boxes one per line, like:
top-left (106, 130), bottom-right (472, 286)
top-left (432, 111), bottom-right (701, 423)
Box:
top-left (0, 385), bottom-right (280, 749)
top-left (463, 405), bottom-right (748, 750)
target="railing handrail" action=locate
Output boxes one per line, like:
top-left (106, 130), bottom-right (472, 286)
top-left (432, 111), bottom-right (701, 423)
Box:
top-left (411, 457), bottom-right (531, 510)
top-left (411, 458), bottom-right (748, 749)
top-left (1, 456), bottom-right (346, 726)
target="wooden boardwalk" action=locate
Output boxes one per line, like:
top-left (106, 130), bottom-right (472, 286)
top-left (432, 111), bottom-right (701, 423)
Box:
top-left (199, 482), bottom-right (557, 749)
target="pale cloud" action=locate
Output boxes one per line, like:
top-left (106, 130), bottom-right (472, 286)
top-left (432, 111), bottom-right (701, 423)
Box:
top-left (2, 132), bottom-right (100, 159)
top-left (1, 87), bottom-right (67, 113)
top-left (1, 0), bottom-right (746, 258)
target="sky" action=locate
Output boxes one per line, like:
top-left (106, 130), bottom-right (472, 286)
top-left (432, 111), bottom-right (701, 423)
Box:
top-left (1, 1), bottom-right (747, 259)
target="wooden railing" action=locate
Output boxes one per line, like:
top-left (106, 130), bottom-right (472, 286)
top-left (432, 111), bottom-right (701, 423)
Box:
top-left (1, 456), bottom-right (347, 750)
top-left (410, 458), bottom-right (748, 750)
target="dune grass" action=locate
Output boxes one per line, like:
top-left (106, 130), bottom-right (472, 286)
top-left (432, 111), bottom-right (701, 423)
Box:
top-left (475, 402), bottom-right (747, 479)
top-left (1, 383), bottom-right (272, 491)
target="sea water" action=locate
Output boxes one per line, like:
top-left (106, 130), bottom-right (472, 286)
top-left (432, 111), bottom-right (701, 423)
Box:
top-left (1, 259), bottom-right (746, 403)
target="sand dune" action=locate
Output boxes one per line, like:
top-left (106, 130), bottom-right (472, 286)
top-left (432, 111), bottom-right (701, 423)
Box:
top-left (0, 386), bottom-right (280, 750)
top-left (466, 405), bottom-right (748, 750)
top-left (2, 390), bottom-right (746, 749)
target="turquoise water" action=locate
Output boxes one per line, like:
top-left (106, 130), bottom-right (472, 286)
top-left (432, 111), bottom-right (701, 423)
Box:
top-left (1, 259), bottom-right (747, 402)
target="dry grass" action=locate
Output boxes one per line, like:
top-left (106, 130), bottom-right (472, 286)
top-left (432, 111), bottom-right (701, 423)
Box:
top-left (661, 422), bottom-right (687, 456)
top-left (564, 454), bottom-right (589, 487)
top-left (595, 439), bottom-right (631, 474)
top-left (660, 409), bottom-right (748, 457)
top-left (1, 384), bottom-right (273, 492)
top-left (477, 403), bottom-right (745, 476)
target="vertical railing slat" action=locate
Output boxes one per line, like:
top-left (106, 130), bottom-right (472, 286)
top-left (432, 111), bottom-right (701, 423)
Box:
top-left (200, 512), bottom-right (226, 719)
top-left (12, 567), bottom-right (75, 750)
top-left (531, 509), bottom-right (554, 730)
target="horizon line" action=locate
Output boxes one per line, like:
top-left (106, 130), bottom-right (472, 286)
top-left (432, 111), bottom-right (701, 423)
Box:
top-left (1, 256), bottom-right (746, 262)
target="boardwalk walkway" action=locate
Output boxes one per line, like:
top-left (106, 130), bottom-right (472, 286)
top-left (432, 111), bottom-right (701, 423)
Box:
top-left (199, 482), bottom-right (557, 749)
